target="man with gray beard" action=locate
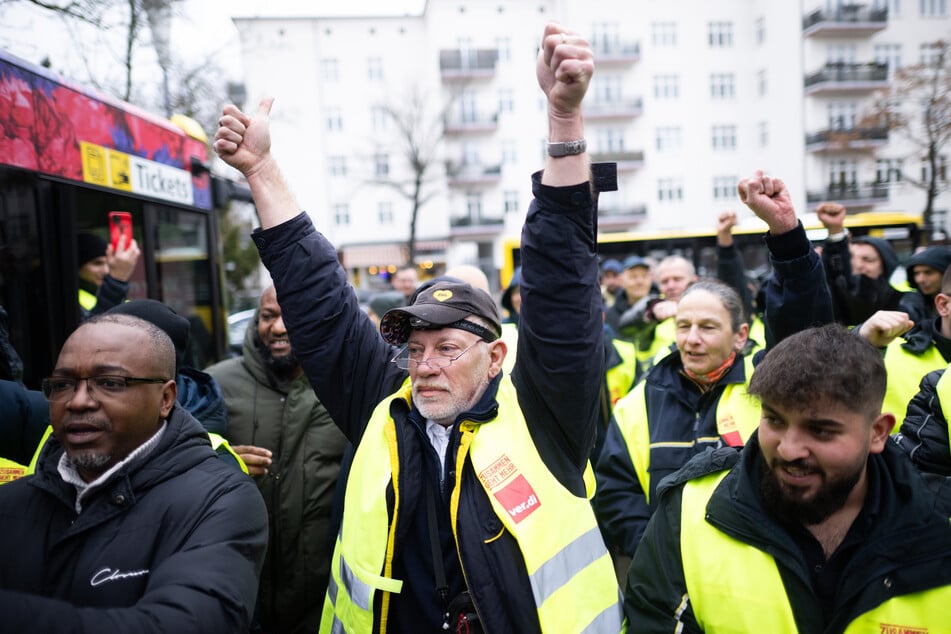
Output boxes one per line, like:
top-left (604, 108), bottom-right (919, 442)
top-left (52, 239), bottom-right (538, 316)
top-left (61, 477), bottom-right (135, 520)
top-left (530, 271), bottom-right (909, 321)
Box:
top-left (206, 285), bottom-right (347, 634)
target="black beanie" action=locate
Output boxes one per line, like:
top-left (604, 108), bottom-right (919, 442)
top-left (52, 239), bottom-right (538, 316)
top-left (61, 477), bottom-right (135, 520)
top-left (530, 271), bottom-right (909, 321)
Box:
top-left (851, 236), bottom-right (899, 278)
top-left (905, 246), bottom-right (951, 291)
top-left (76, 233), bottom-right (107, 267)
top-left (107, 300), bottom-right (190, 368)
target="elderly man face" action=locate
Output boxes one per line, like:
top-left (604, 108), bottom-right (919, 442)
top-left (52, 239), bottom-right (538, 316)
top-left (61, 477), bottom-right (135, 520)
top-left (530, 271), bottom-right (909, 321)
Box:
top-left (656, 257), bottom-right (696, 302)
top-left (46, 318), bottom-right (176, 482)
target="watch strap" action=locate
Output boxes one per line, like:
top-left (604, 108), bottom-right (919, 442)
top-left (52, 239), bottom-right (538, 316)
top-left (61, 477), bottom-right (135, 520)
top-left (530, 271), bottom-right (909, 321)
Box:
top-left (547, 139), bottom-right (587, 157)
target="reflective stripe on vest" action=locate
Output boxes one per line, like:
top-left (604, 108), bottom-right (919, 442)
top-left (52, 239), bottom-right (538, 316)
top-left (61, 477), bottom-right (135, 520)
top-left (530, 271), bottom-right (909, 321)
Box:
top-left (28, 425), bottom-right (55, 473)
top-left (935, 368), bottom-right (951, 456)
top-left (883, 340), bottom-right (946, 420)
top-left (323, 377), bottom-right (620, 633)
top-left (78, 288), bottom-right (97, 311)
top-left (607, 338), bottom-right (638, 404)
top-left (207, 432), bottom-right (249, 474)
top-left (0, 457), bottom-right (28, 484)
top-left (681, 470), bottom-right (951, 633)
top-left (613, 354), bottom-right (759, 503)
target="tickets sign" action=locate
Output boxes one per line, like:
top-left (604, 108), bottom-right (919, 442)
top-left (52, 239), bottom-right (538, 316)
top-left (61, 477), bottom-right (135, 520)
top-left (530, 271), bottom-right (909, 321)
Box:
top-left (81, 141), bottom-right (194, 206)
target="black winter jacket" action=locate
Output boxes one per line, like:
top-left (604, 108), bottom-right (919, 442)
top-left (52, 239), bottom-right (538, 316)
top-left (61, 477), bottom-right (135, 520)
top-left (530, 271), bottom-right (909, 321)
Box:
top-left (895, 367), bottom-right (951, 476)
top-left (0, 404), bottom-right (268, 633)
top-left (252, 173), bottom-right (604, 633)
top-left (624, 434), bottom-right (951, 633)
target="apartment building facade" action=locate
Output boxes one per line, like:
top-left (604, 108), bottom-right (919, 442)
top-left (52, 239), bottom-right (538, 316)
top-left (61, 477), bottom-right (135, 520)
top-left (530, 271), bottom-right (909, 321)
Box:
top-left (232, 0), bottom-right (950, 289)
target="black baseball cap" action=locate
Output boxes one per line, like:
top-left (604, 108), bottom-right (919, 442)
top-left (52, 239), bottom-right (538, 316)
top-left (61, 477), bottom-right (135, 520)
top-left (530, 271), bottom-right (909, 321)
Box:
top-left (380, 281), bottom-right (502, 345)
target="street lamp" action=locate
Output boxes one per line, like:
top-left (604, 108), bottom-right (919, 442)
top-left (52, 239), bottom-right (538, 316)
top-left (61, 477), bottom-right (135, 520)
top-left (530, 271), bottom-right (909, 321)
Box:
top-left (143, 0), bottom-right (172, 118)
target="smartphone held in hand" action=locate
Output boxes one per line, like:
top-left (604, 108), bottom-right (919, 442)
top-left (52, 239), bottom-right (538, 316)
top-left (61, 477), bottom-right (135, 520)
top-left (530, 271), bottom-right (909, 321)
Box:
top-left (109, 211), bottom-right (133, 251)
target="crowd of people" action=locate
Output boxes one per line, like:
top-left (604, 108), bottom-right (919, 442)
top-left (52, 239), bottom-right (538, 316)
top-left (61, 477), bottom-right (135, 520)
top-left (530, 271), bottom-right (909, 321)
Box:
top-left (0, 21), bottom-right (949, 634)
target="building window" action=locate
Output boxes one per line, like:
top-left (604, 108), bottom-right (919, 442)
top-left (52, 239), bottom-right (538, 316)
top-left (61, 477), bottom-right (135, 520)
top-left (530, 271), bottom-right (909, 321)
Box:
top-left (655, 126), bottom-right (682, 152)
top-left (711, 125), bottom-right (737, 150)
top-left (498, 89), bottom-right (514, 114)
top-left (657, 178), bottom-right (684, 202)
top-left (326, 108), bottom-right (343, 131)
top-left (501, 140), bottom-right (517, 164)
top-left (874, 43), bottom-right (902, 75)
top-left (334, 204), bottom-right (350, 226)
top-left (367, 57), bottom-right (383, 80)
top-left (708, 22), bottom-right (733, 48)
top-left (827, 102), bottom-right (858, 130)
top-left (828, 159), bottom-right (858, 189)
top-left (466, 192), bottom-right (482, 220)
top-left (378, 201), bottom-right (394, 225)
top-left (921, 155), bottom-right (948, 181)
top-left (595, 74), bottom-right (623, 104)
top-left (921, 41), bottom-right (945, 66)
top-left (503, 190), bottom-right (519, 213)
top-left (651, 21), bottom-right (677, 47)
top-left (754, 17), bottom-right (765, 45)
top-left (653, 74), bottom-right (680, 99)
top-left (591, 22), bottom-right (620, 54)
top-left (321, 58), bottom-right (339, 82)
top-left (758, 121), bottom-right (769, 147)
top-left (596, 128), bottom-right (625, 153)
top-left (876, 158), bottom-right (903, 183)
top-left (710, 73), bottom-right (735, 99)
top-left (827, 44), bottom-right (857, 65)
top-left (920, 0), bottom-right (948, 16)
top-left (374, 154), bottom-right (389, 178)
top-left (757, 69), bottom-right (767, 97)
top-left (495, 37), bottom-right (511, 62)
top-left (328, 155), bottom-right (347, 177)
top-left (713, 176), bottom-right (737, 200)
top-left (371, 106), bottom-right (389, 132)
top-left (460, 89), bottom-right (478, 123)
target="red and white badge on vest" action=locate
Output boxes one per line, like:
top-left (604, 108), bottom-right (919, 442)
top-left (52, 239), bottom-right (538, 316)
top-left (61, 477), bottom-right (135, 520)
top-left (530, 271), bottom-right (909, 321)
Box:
top-left (717, 414), bottom-right (744, 447)
top-left (478, 455), bottom-right (541, 524)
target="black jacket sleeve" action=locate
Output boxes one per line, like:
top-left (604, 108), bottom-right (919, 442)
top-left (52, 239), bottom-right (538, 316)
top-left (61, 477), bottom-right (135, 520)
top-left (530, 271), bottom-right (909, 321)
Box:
top-left (895, 368), bottom-right (951, 477)
top-left (252, 213), bottom-right (406, 443)
top-left (593, 419), bottom-right (652, 557)
top-left (85, 275), bottom-right (130, 319)
top-left (0, 380), bottom-right (49, 466)
top-left (514, 173), bottom-right (602, 496)
top-left (716, 243), bottom-right (754, 320)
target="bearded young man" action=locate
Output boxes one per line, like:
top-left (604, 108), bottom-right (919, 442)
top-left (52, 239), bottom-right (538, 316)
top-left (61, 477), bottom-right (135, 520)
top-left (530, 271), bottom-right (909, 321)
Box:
top-left (622, 324), bottom-right (951, 633)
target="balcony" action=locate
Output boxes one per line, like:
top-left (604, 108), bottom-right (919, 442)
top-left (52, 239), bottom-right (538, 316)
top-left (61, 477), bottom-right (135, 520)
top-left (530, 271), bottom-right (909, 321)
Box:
top-left (803, 5), bottom-right (888, 37)
top-left (589, 150), bottom-right (645, 172)
top-left (598, 204), bottom-right (647, 231)
top-left (804, 62), bottom-right (888, 95)
top-left (449, 214), bottom-right (505, 240)
top-left (446, 161), bottom-right (502, 186)
top-left (444, 111), bottom-right (499, 134)
top-left (804, 126), bottom-right (889, 152)
top-left (806, 183), bottom-right (890, 209)
top-left (591, 39), bottom-right (640, 64)
top-left (585, 98), bottom-right (643, 121)
top-left (439, 49), bottom-right (498, 81)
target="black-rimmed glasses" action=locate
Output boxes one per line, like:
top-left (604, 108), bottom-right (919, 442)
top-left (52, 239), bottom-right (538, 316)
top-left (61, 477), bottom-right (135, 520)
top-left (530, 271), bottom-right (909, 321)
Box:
top-left (41, 375), bottom-right (170, 402)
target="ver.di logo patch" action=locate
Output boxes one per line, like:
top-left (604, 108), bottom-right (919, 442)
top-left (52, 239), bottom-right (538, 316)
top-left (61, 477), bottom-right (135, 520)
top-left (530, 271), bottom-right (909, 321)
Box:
top-left (493, 474), bottom-right (541, 524)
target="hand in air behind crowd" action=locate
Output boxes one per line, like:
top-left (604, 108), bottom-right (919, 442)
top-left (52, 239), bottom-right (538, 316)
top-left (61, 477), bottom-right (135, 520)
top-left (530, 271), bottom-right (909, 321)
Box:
top-left (536, 23), bottom-right (593, 119)
top-left (858, 310), bottom-right (915, 348)
top-left (105, 234), bottom-right (140, 282)
top-left (816, 201), bottom-right (847, 234)
top-left (716, 210), bottom-right (737, 247)
top-left (737, 170), bottom-right (798, 236)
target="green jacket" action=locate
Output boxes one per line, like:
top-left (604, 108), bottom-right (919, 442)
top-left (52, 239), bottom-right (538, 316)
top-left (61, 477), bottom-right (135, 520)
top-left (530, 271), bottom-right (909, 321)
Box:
top-left (206, 319), bottom-right (347, 634)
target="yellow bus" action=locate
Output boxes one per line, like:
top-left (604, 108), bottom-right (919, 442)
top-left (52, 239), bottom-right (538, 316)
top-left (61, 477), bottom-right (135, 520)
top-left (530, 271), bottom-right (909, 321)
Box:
top-left (501, 210), bottom-right (922, 288)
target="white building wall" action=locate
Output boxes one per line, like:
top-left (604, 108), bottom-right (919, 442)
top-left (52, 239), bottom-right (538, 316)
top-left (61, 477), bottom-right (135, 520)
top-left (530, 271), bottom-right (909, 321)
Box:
top-left (233, 0), bottom-right (951, 286)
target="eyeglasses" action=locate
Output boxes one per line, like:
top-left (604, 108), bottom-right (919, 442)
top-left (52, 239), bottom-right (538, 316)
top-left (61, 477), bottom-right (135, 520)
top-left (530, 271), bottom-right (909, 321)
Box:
top-left (41, 375), bottom-right (169, 403)
top-left (390, 340), bottom-right (483, 370)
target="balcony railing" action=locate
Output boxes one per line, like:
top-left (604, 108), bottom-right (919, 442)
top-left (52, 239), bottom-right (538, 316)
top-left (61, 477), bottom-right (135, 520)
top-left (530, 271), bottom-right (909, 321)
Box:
top-left (585, 98), bottom-right (643, 120)
top-left (589, 150), bottom-right (645, 171)
top-left (444, 111), bottom-right (499, 134)
top-left (804, 62), bottom-right (889, 93)
top-left (591, 39), bottom-right (640, 63)
top-left (806, 183), bottom-right (890, 207)
top-left (803, 5), bottom-right (888, 37)
top-left (446, 161), bottom-right (502, 186)
top-left (449, 215), bottom-right (505, 228)
top-left (598, 204), bottom-right (647, 230)
top-left (439, 49), bottom-right (498, 80)
top-left (804, 126), bottom-right (889, 151)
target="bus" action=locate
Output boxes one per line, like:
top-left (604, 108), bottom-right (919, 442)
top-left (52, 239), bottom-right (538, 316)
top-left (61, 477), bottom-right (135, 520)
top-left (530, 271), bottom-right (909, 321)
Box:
top-left (0, 49), bottom-right (236, 389)
top-left (500, 210), bottom-right (923, 288)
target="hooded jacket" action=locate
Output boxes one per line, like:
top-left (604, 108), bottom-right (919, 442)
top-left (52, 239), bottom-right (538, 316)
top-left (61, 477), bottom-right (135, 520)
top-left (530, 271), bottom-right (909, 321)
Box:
top-left (899, 246), bottom-right (951, 324)
top-left (821, 234), bottom-right (905, 325)
top-left (895, 367), bottom-right (951, 476)
top-left (623, 435), bottom-right (951, 633)
top-left (206, 315), bottom-right (348, 634)
top-left (0, 404), bottom-right (268, 633)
